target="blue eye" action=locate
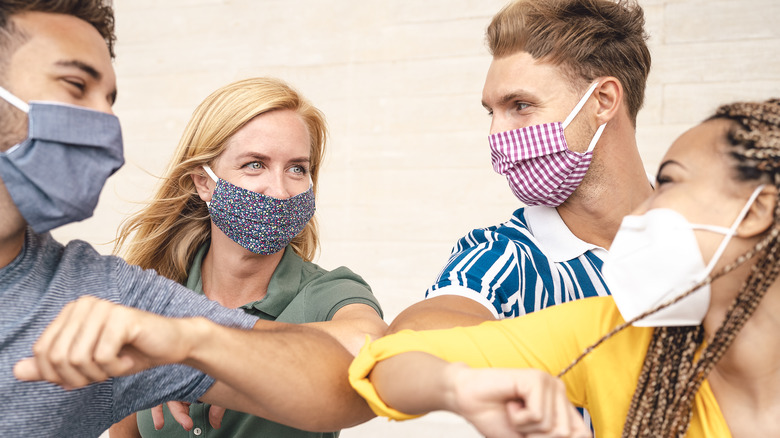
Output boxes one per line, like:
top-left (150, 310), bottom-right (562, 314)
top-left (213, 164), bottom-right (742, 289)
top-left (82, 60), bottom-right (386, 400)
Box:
top-left (245, 162), bottom-right (263, 170)
top-left (515, 102), bottom-right (530, 112)
top-left (290, 165), bottom-right (308, 175)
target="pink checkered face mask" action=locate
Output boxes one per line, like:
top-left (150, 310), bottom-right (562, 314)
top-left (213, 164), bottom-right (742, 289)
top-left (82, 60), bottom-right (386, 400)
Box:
top-left (489, 82), bottom-right (607, 207)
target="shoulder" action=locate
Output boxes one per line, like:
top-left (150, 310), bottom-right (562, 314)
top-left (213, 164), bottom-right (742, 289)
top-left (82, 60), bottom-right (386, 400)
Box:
top-left (42, 236), bottom-right (124, 293)
top-left (296, 258), bottom-right (382, 317)
top-left (298, 257), bottom-right (372, 291)
top-left (453, 208), bottom-right (538, 251)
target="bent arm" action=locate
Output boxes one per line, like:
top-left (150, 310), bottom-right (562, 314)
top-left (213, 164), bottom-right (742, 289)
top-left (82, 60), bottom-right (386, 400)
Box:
top-left (14, 297), bottom-right (374, 432)
top-left (387, 295), bottom-right (495, 334)
top-left (305, 303), bottom-right (387, 355)
top-left (193, 319), bottom-right (375, 431)
top-left (367, 351), bottom-right (589, 438)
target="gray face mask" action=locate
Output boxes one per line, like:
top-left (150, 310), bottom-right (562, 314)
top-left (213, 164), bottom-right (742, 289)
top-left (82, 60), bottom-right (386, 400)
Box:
top-left (0, 86), bottom-right (124, 233)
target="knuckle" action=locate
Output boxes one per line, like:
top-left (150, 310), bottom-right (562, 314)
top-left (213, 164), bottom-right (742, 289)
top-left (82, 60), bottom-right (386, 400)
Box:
top-left (31, 341), bottom-right (47, 357)
top-left (68, 354), bottom-right (87, 369)
top-left (48, 347), bottom-right (68, 366)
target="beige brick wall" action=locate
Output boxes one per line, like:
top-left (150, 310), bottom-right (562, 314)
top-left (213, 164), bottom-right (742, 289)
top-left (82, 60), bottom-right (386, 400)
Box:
top-left (64, 2), bottom-right (777, 437)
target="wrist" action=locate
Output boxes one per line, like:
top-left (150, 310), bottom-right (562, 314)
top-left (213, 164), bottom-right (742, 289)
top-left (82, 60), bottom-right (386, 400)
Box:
top-left (441, 362), bottom-right (471, 414)
top-left (180, 317), bottom-right (215, 367)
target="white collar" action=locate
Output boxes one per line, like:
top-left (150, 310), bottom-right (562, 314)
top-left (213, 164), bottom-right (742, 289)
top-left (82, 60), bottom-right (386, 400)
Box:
top-left (523, 205), bottom-right (607, 263)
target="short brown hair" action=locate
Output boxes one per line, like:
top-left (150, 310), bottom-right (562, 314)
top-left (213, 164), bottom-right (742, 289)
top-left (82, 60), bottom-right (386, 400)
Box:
top-left (0, 0), bottom-right (115, 68)
top-left (487, 0), bottom-right (650, 125)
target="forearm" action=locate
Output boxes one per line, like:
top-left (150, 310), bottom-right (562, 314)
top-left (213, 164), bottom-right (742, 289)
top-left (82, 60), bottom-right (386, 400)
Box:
top-left (108, 413), bottom-right (141, 438)
top-left (387, 295), bottom-right (495, 334)
top-left (369, 352), bottom-right (463, 415)
top-left (185, 318), bottom-right (374, 431)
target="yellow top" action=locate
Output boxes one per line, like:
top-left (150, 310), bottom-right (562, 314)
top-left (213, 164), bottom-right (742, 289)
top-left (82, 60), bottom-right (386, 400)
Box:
top-left (349, 296), bottom-right (730, 438)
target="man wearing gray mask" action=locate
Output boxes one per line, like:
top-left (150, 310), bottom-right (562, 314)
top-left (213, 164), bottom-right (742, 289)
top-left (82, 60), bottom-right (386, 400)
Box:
top-left (0, 2), bottom-right (375, 436)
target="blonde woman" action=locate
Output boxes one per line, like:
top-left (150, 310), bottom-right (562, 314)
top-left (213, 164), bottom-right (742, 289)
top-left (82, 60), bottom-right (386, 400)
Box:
top-left (110, 77), bottom-right (385, 438)
top-left (349, 99), bottom-right (780, 438)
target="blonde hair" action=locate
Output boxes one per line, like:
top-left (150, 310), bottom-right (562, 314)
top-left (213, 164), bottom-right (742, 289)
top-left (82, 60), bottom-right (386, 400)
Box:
top-left (115, 77), bottom-right (326, 284)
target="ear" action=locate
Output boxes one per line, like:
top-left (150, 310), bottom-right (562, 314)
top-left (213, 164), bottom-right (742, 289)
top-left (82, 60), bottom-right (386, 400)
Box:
top-left (191, 170), bottom-right (214, 203)
top-left (592, 77), bottom-right (623, 125)
top-left (737, 185), bottom-right (777, 238)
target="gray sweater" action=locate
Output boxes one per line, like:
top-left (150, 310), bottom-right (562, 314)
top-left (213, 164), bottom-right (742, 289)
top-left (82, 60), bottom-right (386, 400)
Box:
top-left (0, 230), bottom-right (258, 437)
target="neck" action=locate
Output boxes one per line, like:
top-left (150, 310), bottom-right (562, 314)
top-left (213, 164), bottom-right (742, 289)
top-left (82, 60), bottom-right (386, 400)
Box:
top-left (705, 264), bottom-right (780, 408)
top-left (200, 228), bottom-right (284, 308)
top-left (556, 128), bottom-right (652, 249)
top-left (0, 227), bottom-right (25, 269)
top-left (0, 179), bottom-right (26, 269)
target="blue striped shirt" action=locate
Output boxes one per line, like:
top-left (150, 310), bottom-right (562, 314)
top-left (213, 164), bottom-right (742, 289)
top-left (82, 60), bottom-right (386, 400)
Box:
top-left (426, 206), bottom-right (611, 318)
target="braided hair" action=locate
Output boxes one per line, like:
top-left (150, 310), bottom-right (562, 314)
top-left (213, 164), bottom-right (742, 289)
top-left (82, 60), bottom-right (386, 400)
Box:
top-left (558, 99), bottom-right (780, 437)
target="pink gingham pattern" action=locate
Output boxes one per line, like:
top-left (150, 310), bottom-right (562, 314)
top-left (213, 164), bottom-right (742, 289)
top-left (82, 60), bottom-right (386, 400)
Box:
top-left (489, 121), bottom-right (594, 207)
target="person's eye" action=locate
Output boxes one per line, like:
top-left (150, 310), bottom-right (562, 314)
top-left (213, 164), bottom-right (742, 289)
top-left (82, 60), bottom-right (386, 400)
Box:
top-left (485, 109), bottom-right (494, 118)
top-left (244, 161), bottom-right (264, 170)
top-left (515, 101), bottom-right (530, 112)
top-left (62, 78), bottom-right (86, 92)
top-left (290, 165), bottom-right (309, 175)
top-left (656, 174), bottom-right (673, 186)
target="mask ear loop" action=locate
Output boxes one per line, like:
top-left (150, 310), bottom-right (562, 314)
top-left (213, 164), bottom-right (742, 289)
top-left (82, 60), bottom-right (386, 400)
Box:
top-left (701, 184), bottom-right (766, 276)
top-left (202, 165), bottom-right (219, 183)
top-left (202, 165), bottom-right (220, 208)
top-left (0, 85), bottom-right (29, 113)
top-left (562, 82), bottom-right (606, 153)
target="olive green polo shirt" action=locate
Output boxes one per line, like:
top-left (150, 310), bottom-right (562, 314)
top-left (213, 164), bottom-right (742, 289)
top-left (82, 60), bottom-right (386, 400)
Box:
top-left (137, 243), bottom-right (382, 438)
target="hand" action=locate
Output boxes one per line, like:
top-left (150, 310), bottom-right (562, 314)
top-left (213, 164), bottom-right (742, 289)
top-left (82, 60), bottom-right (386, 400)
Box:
top-left (150, 402), bottom-right (226, 431)
top-left (13, 296), bottom-right (192, 388)
top-left (444, 364), bottom-right (590, 438)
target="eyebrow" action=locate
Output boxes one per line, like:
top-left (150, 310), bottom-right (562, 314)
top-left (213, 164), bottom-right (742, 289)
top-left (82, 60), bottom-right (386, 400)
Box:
top-left (55, 59), bottom-right (118, 104)
top-left (56, 59), bottom-right (101, 80)
top-left (481, 89), bottom-right (539, 111)
top-left (655, 159), bottom-right (685, 179)
top-left (235, 152), bottom-right (310, 164)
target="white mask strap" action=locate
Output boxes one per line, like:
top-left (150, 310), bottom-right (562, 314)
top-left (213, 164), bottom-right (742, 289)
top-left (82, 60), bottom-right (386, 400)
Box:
top-left (562, 82), bottom-right (599, 129)
top-left (703, 184), bottom-right (766, 274)
top-left (202, 165), bottom-right (220, 208)
top-left (585, 123), bottom-right (607, 153)
top-left (202, 165), bottom-right (219, 183)
top-left (0, 85), bottom-right (29, 113)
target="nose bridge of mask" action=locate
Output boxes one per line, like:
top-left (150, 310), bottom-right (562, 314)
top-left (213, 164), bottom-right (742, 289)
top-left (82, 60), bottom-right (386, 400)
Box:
top-left (0, 85), bottom-right (30, 114)
top-left (203, 164), bottom-right (313, 200)
top-left (699, 184), bottom-right (765, 275)
top-left (561, 82), bottom-right (606, 154)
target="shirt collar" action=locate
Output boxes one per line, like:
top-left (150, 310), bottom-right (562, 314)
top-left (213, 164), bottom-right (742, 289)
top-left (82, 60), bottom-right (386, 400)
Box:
top-left (187, 243), bottom-right (302, 319)
top-left (523, 206), bottom-right (606, 263)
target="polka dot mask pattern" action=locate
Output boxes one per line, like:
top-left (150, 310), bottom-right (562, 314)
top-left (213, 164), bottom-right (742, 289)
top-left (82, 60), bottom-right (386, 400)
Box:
top-left (203, 165), bottom-right (315, 255)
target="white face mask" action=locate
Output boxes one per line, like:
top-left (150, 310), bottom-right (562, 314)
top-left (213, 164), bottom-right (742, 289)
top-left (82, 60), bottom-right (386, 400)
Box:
top-left (603, 185), bottom-right (764, 327)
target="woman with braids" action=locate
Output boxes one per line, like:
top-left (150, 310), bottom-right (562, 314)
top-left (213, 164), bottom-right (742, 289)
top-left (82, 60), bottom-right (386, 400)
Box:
top-left (108, 77), bottom-right (386, 438)
top-left (348, 99), bottom-right (780, 438)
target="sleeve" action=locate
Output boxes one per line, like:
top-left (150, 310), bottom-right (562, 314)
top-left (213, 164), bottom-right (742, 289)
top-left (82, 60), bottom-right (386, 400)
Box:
top-left (114, 258), bottom-right (258, 328)
top-left (303, 266), bottom-right (384, 322)
top-left (349, 296), bottom-right (626, 420)
top-left (425, 226), bottom-right (546, 318)
top-left (109, 258), bottom-right (259, 421)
